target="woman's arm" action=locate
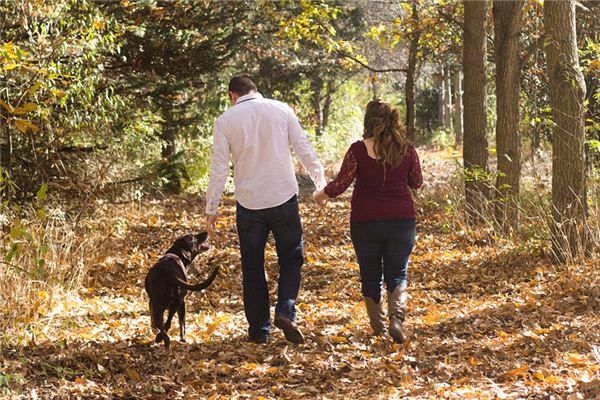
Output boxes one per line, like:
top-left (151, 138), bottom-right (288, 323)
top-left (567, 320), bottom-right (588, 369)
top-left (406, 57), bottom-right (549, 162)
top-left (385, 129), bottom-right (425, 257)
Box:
top-left (407, 145), bottom-right (423, 189)
top-left (313, 145), bottom-right (358, 206)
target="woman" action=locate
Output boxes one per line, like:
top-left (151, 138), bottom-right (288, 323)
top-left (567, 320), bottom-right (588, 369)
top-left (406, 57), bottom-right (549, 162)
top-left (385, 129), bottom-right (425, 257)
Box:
top-left (313, 100), bottom-right (422, 343)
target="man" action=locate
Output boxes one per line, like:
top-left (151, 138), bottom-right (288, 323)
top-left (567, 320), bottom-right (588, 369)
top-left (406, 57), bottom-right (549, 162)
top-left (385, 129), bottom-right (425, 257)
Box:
top-left (205, 74), bottom-right (326, 344)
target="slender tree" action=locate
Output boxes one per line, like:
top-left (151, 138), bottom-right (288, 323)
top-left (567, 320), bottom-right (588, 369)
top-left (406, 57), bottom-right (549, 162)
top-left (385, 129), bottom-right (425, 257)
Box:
top-left (544, 0), bottom-right (588, 260)
top-left (462, 0), bottom-right (489, 221)
top-left (454, 70), bottom-right (463, 145)
top-left (405, 1), bottom-right (420, 140)
top-left (443, 64), bottom-right (454, 134)
top-left (493, 0), bottom-right (525, 230)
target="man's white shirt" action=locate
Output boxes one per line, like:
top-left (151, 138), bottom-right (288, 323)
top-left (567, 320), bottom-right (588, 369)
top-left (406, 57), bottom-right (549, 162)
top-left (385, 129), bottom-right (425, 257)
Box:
top-left (205, 92), bottom-right (326, 215)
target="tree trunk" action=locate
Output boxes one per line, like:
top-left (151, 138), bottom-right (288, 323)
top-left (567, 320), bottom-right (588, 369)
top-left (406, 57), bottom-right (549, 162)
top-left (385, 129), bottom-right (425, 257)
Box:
top-left (438, 73), bottom-right (445, 128)
top-left (160, 102), bottom-right (181, 193)
top-left (322, 80), bottom-right (334, 131)
top-left (454, 70), bottom-right (463, 145)
top-left (370, 72), bottom-right (379, 100)
top-left (405, 1), bottom-right (420, 141)
top-left (493, 0), bottom-right (525, 230)
top-left (462, 0), bottom-right (489, 223)
top-left (311, 76), bottom-right (324, 137)
top-left (544, 0), bottom-right (588, 261)
top-left (443, 65), bottom-right (454, 134)
top-left (1, 114), bottom-right (12, 199)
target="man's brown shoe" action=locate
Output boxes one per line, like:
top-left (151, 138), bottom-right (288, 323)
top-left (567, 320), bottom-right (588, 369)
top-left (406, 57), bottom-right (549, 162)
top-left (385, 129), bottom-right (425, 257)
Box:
top-left (274, 314), bottom-right (304, 344)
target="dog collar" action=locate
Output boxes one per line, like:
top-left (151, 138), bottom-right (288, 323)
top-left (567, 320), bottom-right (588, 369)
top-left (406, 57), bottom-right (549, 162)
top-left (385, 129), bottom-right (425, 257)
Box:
top-left (162, 253), bottom-right (186, 271)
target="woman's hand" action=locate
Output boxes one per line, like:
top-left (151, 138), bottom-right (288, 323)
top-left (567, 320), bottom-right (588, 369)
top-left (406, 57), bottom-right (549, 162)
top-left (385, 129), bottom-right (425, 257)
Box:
top-left (312, 189), bottom-right (329, 208)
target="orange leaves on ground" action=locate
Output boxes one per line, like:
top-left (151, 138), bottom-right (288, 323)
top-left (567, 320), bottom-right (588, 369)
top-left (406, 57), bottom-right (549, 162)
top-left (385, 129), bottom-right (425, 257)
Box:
top-left (2, 149), bottom-right (599, 399)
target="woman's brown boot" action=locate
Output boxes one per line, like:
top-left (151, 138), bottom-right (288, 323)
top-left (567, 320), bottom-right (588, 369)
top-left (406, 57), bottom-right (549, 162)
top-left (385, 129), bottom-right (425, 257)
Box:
top-left (364, 297), bottom-right (386, 335)
top-left (388, 286), bottom-right (408, 343)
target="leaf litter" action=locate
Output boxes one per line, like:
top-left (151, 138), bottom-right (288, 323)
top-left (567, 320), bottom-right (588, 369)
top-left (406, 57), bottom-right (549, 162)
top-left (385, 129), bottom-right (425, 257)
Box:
top-left (1, 148), bottom-right (599, 399)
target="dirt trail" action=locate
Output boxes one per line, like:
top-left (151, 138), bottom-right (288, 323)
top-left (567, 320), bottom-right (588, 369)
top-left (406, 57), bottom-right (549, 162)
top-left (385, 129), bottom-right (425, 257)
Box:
top-left (1, 149), bottom-right (599, 399)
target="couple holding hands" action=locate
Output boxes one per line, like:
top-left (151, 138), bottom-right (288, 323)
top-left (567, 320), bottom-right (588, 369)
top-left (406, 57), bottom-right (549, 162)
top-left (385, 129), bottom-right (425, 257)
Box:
top-left (205, 75), bottom-right (422, 345)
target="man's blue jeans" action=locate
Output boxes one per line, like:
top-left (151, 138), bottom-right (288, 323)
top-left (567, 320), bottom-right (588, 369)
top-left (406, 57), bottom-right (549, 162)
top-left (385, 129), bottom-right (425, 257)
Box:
top-left (350, 219), bottom-right (416, 304)
top-left (236, 195), bottom-right (304, 340)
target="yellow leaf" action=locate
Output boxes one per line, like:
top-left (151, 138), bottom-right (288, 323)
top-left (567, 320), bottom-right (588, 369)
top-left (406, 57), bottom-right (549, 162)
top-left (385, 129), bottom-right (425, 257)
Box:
top-left (244, 362), bottom-right (258, 370)
top-left (566, 352), bottom-right (587, 365)
top-left (204, 314), bottom-right (228, 337)
top-left (3, 42), bottom-right (16, 58)
top-left (92, 19), bottom-right (106, 31)
top-left (329, 335), bottom-right (347, 344)
top-left (14, 118), bottom-right (39, 133)
top-left (507, 365), bottom-right (529, 378)
top-left (28, 82), bottom-right (42, 95)
top-left (126, 368), bottom-right (141, 381)
top-left (74, 376), bottom-right (87, 384)
top-left (0, 98), bottom-right (14, 113)
top-left (3, 63), bottom-right (17, 70)
top-left (22, 102), bottom-right (37, 112)
top-left (38, 290), bottom-right (48, 300)
top-left (533, 370), bottom-right (545, 380)
top-left (51, 88), bottom-right (66, 97)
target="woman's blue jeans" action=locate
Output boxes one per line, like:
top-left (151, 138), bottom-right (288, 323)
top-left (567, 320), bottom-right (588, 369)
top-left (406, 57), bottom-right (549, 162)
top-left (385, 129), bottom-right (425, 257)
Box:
top-left (350, 219), bottom-right (416, 304)
top-left (236, 195), bottom-right (304, 340)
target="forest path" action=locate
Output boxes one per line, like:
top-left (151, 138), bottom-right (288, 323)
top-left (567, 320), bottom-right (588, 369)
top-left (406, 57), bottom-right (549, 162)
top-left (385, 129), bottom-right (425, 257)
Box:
top-left (2, 148), bottom-right (599, 399)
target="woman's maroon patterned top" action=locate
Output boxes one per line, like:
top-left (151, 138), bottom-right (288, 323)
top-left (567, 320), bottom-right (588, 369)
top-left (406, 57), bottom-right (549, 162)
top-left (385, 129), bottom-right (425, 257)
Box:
top-left (324, 141), bottom-right (422, 222)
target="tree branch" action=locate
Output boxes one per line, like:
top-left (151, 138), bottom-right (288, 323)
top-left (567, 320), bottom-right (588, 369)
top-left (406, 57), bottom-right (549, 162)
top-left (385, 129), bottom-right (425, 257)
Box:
top-left (337, 51), bottom-right (408, 74)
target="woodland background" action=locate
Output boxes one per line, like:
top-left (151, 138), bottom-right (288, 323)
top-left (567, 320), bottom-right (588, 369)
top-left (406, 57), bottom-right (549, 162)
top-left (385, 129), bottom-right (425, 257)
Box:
top-left (1, 0), bottom-right (600, 398)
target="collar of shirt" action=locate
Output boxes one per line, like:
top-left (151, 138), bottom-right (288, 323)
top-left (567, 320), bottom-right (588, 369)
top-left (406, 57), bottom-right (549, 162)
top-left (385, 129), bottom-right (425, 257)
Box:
top-left (235, 91), bottom-right (263, 105)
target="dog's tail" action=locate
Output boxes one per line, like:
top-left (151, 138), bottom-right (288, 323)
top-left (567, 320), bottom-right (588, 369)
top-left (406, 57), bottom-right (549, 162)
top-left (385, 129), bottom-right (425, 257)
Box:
top-left (173, 266), bottom-right (219, 291)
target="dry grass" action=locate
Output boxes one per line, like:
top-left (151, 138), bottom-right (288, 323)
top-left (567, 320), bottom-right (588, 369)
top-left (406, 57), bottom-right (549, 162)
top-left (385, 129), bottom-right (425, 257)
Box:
top-left (0, 209), bottom-right (95, 335)
top-left (419, 146), bottom-right (600, 264)
top-left (0, 149), bottom-right (599, 399)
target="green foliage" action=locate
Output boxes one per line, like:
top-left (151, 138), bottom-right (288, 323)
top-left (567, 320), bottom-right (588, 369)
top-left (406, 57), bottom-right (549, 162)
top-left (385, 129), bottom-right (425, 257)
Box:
top-left (313, 80), bottom-right (367, 161)
top-left (2, 180), bottom-right (50, 280)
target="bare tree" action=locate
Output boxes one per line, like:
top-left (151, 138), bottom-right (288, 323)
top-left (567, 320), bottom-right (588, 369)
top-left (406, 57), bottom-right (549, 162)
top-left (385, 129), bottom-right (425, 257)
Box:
top-left (462, 0), bottom-right (489, 222)
top-left (493, 0), bottom-right (525, 230)
top-left (544, 0), bottom-right (588, 260)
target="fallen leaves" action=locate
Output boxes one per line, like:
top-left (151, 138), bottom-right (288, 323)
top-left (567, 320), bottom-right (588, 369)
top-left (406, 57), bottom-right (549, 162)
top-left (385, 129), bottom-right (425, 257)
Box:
top-left (0, 149), bottom-right (599, 399)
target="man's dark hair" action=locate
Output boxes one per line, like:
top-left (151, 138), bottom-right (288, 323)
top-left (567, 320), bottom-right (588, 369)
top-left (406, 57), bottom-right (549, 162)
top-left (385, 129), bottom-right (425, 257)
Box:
top-left (228, 74), bottom-right (257, 96)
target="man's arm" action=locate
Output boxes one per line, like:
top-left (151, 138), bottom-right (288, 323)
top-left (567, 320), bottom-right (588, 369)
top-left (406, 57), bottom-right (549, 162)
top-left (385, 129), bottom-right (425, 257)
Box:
top-left (205, 119), bottom-right (230, 235)
top-left (287, 108), bottom-right (326, 190)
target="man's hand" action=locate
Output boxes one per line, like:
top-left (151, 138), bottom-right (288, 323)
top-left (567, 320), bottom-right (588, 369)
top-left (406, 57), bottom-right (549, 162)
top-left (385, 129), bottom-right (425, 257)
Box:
top-left (312, 189), bottom-right (329, 208)
top-left (207, 214), bottom-right (218, 236)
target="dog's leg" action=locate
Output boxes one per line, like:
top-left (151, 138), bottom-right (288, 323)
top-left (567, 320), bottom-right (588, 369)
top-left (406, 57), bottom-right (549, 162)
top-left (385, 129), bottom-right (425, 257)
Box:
top-left (178, 301), bottom-right (186, 342)
top-left (149, 300), bottom-right (157, 330)
top-left (163, 306), bottom-right (177, 348)
top-left (153, 307), bottom-right (166, 344)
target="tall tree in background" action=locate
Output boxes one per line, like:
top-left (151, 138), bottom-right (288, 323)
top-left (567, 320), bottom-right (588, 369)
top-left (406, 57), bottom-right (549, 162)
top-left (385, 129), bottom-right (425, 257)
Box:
top-left (454, 70), bottom-right (463, 145)
top-left (544, 0), bottom-right (588, 260)
top-left (493, 0), bottom-right (525, 230)
top-left (405, 1), bottom-right (420, 140)
top-left (462, 0), bottom-right (489, 222)
top-left (105, 1), bottom-right (251, 192)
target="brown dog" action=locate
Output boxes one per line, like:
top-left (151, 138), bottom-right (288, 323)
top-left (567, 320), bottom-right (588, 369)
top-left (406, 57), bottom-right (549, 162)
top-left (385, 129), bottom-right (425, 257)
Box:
top-left (144, 232), bottom-right (218, 348)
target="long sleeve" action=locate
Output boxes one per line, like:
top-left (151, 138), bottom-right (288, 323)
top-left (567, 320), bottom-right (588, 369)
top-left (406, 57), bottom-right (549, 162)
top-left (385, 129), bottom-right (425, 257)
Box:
top-left (205, 119), bottom-right (230, 215)
top-left (287, 109), bottom-right (326, 190)
top-left (324, 146), bottom-right (358, 198)
top-left (407, 145), bottom-right (423, 189)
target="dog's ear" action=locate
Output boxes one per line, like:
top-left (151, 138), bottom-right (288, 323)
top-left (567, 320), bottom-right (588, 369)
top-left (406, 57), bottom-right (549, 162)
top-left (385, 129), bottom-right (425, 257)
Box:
top-left (196, 231), bottom-right (208, 243)
top-left (167, 235), bottom-right (195, 263)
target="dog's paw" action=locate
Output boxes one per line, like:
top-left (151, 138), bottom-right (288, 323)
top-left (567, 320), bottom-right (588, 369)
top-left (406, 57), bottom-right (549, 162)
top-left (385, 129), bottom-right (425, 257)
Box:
top-left (155, 332), bottom-right (164, 343)
top-left (163, 336), bottom-right (171, 349)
